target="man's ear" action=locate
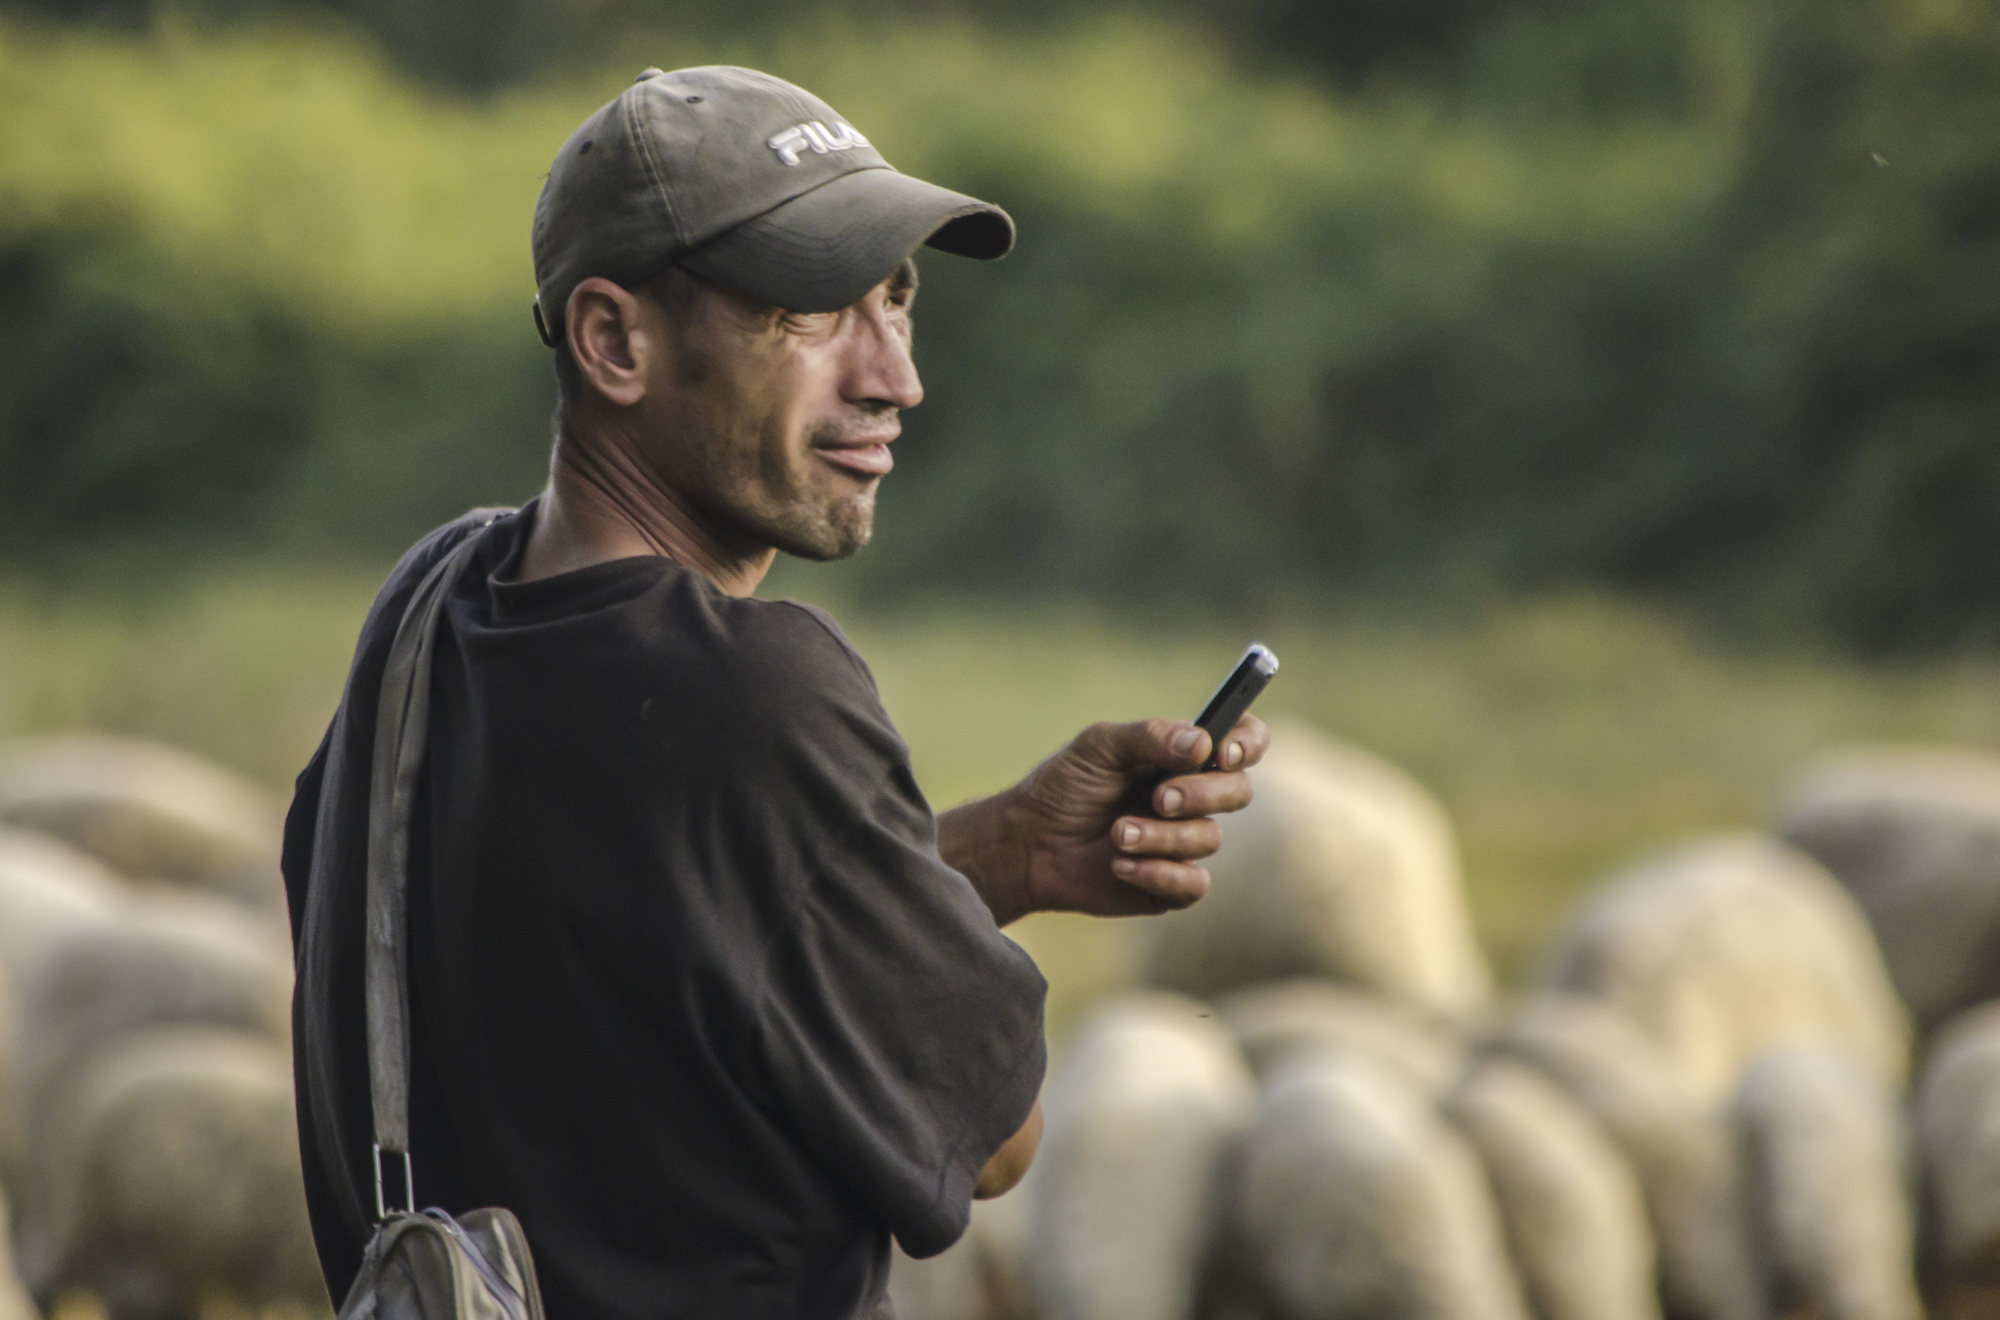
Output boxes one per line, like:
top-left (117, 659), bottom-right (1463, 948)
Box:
top-left (566, 277), bottom-right (654, 409)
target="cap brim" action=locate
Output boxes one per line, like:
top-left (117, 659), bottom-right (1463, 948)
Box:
top-left (677, 168), bottom-right (1014, 314)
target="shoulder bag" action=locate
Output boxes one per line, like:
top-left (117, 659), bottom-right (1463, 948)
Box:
top-left (334, 515), bottom-right (547, 1320)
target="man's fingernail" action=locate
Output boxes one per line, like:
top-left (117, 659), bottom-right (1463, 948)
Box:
top-left (1172, 728), bottom-right (1201, 755)
top-left (1160, 787), bottom-right (1183, 815)
top-left (1119, 823), bottom-right (1140, 847)
top-left (1223, 741), bottom-right (1243, 768)
top-left (1113, 858), bottom-right (1137, 878)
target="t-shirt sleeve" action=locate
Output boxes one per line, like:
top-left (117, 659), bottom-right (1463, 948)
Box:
top-left (734, 604), bottom-right (1047, 1260)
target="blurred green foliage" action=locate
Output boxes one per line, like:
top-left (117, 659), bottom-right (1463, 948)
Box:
top-left (0, 0), bottom-right (1995, 648)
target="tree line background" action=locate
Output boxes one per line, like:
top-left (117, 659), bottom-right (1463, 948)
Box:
top-left (0, 0), bottom-right (1994, 651)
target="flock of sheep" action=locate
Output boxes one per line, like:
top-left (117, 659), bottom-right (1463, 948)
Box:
top-left (890, 728), bottom-right (2000, 1320)
top-left (4, 726), bottom-right (2000, 1320)
top-left (0, 736), bottom-right (319, 1320)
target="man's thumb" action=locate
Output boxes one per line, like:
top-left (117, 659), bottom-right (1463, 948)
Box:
top-left (1073, 718), bottom-right (1210, 775)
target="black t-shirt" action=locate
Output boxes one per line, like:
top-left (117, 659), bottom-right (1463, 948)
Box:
top-left (281, 504), bottom-right (1047, 1320)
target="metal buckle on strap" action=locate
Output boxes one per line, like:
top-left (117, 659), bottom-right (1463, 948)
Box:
top-left (374, 1143), bottom-right (415, 1220)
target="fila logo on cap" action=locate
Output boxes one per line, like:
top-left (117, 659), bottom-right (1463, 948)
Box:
top-left (767, 120), bottom-right (871, 167)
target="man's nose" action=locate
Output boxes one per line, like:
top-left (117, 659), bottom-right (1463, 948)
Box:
top-left (845, 307), bottom-right (923, 412)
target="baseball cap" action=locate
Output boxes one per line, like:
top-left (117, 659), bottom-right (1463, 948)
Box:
top-left (531, 65), bottom-right (1015, 344)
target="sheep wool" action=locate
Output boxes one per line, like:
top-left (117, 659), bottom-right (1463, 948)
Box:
top-left (1484, 995), bottom-right (1767, 1320)
top-left (1541, 833), bottom-right (1909, 1104)
top-left (0, 827), bottom-right (125, 998)
top-left (1778, 747), bottom-right (2000, 1032)
top-left (1028, 993), bottom-right (1255, 1320)
top-left (1731, 1043), bottom-right (1921, 1320)
top-left (1916, 1001), bottom-right (2000, 1283)
top-left (1232, 1053), bottom-right (1531, 1320)
top-left (0, 1185), bottom-right (34, 1320)
top-left (0, 735), bottom-right (286, 916)
top-left (0, 828), bottom-right (127, 1200)
top-left (1143, 724), bottom-right (1491, 1018)
top-left (1445, 1058), bottom-right (1661, 1320)
top-left (888, 1194), bottom-right (1030, 1320)
top-left (23, 1028), bottom-right (327, 1320)
top-left (1217, 978), bottom-right (1462, 1095)
top-left (14, 889), bottom-right (294, 1278)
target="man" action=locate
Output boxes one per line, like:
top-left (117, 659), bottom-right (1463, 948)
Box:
top-left (283, 65), bottom-right (1268, 1320)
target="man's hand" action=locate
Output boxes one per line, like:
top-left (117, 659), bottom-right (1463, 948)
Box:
top-left (938, 715), bottom-right (1271, 926)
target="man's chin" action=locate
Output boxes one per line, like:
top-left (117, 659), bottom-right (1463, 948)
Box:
top-left (782, 532), bottom-right (868, 563)
top-left (771, 500), bottom-right (874, 563)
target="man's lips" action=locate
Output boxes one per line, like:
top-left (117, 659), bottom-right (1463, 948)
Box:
top-left (814, 442), bottom-right (894, 477)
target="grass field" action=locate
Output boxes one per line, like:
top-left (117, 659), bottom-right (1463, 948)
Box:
top-left (6, 564), bottom-right (2000, 1036)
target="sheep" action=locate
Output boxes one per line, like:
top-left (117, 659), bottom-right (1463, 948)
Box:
top-left (1026, 992), bottom-right (1255, 1320)
top-left (0, 829), bottom-right (126, 995)
top-left (0, 736), bottom-right (285, 916)
top-left (1541, 833), bottom-right (1908, 1105)
top-left (0, 980), bottom-right (16, 1213)
top-left (1915, 1001), bottom-right (2000, 1286)
top-left (1443, 1057), bottom-right (1660, 1320)
top-left (15, 891), bottom-right (292, 1118)
top-left (888, 1195), bottom-right (1031, 1320)
top-left (12, 892), bottom-right (293, 1278)
top-left (887, 1232), bottom-right (983, 1320)
top-left (1216, 978), bottom-right (1462, 1095)
top-left (1143, 723), bottom-right (1491, 1018)
top-left (1229, 1051), bottom-right (1530, 1320)
top-left (22, 1028), bottom-right (326, 1320)
top-left (1777, 748), bottom-right (2000, 1033)
top-left (1484, 994), bottom-right (1767, 1320)
top-left (1730, 1042), bottom-right (1921, 1320)
top-left (0, 829), bottom-right (126, 1197)
top-left (0, 1184), bottom-right (37, 1320)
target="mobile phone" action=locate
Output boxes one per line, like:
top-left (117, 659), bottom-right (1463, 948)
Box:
top-left (1190, 643), bottom-right (1279, 770)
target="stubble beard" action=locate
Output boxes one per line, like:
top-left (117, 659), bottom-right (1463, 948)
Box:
top-left (694, 416), bottom-right (878, 563)
top-left (764, 485), bottom-right (875, 562)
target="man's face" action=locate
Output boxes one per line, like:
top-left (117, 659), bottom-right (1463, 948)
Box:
top-left (634, 263), bottom-right (922, 562)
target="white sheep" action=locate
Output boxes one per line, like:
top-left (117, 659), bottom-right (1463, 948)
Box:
top-left (0, 828), bottom-right (126, 995)
top-left (1143, 723), bottom-right (1491, 1018)
top-left (0, 1185), bottom-right (37, 1320)
top-left (1216, 977), bottom-right (1462, 1095)
top-left (888, 1194), bottom-right (1030, 1320)
top-left (23, 1028), bottom-right (326, 1320)
top-left (1541, 833), bottom-right (1909, 1104)
top-left (1444, 1057), bottom-right (1660, 1320)
top-left (0, 829), bottom-right (126, 1198)
top-left (0, 736), bottom-right (284, 916)
top-left (1777, 748), bottom-right (2000, 1032)
top-left (1484, 994), bottom-right (1767, 1320)
top-left (0, 980), bottom-right (16, 1215)
top-left (1230, 1052), bottom-right (1530, 1320)
top-left (17, 891), bottom-right (292, 1117)
top-left (1027, 992), bottom-right (1255, 1320)
top-left (1731, 1042), bottom-right (1921, 1320)
top-left (1915, 1001), bottom-right (2000, 1286)
top-left (13, 891), bottom-right (293, 1280)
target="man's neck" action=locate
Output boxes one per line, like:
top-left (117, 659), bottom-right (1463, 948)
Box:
top-left (517, 423), bottom-right (776, 596)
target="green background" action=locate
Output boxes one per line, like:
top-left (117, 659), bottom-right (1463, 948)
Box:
top-left (3, 0), bottom-right (1996, 649)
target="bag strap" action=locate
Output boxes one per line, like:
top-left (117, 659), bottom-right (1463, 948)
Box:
top-left (365, 520), bottom-right (493, 1220)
